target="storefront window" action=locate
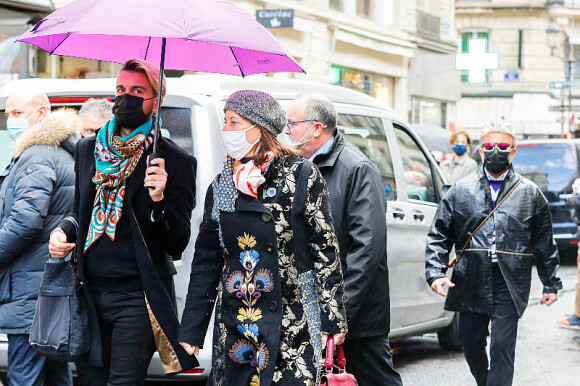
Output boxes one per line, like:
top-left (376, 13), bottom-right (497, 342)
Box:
top-left (330, 0), bottom-right (343, 11)
top-left (329, 66), bottom-right (394, 107)
top-left (35, 49), bottom-right (121, 79)
top-left (0, 35), bottom-right (20, 86)
top-left (412, 97), bottom-right (447, 128)
top-left (356, 0), bottom-right (373, 18)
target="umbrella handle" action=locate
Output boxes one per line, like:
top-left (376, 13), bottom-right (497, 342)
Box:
top-left (147, 152), bottom-right (162, 191)
top-left (148, 38), bottom-right (166, 190)
top-left (151, 37), bottom-right (166, 155)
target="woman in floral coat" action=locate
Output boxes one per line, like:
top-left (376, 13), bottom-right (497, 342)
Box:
top-left (178, 90), bottom-right (347, 386)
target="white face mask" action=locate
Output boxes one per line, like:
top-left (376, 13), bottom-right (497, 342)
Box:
top-left (220, 124), bottom-right (259, 160)
top-left (6, 106), bottom-right (41, 141)
top-left (286, 122), bottom-right (316, 148)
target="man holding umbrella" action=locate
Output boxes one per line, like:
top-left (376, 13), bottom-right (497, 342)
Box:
top-left (49, 59), bottom-right (197, 384)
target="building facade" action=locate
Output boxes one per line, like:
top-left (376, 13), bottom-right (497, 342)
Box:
top-left (455, 0), bottom-right (580, 139)
top-left (1, 0), bottom-right (462, 125)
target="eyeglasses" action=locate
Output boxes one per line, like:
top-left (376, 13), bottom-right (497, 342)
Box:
top-left (482, 142), bottom-right (512, 152)
top-left (286, 119), bottom-right (318, 129)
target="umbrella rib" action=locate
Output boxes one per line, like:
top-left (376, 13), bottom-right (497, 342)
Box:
top-left (50, 33), bottom-right (71, 55)
top-left (144, 37), bottom-right (151, 60)
top-left (229, 47), bottom-right (245, 78)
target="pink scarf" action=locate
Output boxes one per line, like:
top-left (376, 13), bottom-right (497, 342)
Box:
top-left (233, 151), bottom-right (275, 197)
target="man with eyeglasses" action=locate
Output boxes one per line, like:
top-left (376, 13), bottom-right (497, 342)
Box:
top-left (425, 119), bottom-right (562, 386)
top-left (285, 94), bottom-right (402, 386)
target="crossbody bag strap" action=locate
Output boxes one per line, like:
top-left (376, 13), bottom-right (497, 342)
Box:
top-left (291, 160), bottom-right (314, 274)
top-left (448, 178), bottom-right (522, 268)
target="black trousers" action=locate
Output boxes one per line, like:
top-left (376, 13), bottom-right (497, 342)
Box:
top-left (76, 290), bottom-right (156, 386)
top-left (342, 334), bottom-right (403, 386)
top-left (458, 266), bottom-right (520, 386)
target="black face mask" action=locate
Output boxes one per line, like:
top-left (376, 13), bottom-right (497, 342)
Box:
top-left (112, 94), bottom-right (155, 129)
top-left (483, 147), bottom-right (511, 174)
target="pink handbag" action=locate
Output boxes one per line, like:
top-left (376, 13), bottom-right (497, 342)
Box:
top-left (319, 336), bottom-right (357, 386)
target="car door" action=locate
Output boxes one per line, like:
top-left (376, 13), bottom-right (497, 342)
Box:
top-left (388, 122), bottom-right (449, 327)
top-left (334, 108), bottom-right (403, 328)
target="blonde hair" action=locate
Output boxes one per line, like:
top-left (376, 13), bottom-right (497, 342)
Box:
top-left (121, 58), bottom-right (166, 98)
top-left (449, 130), bottom-right (472, 146)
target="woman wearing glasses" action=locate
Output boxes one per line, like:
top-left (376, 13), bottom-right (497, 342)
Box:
top-left (439, 130), bottom-right (478, 184)
top-left (178, 90), bottom-right (347, 386)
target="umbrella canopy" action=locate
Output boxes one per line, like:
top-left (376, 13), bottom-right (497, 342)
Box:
top-left (17, 0), bottom-right (304, 76)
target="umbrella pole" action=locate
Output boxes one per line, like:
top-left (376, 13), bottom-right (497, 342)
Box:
top-left (152, 37), bottom-right (166, 155)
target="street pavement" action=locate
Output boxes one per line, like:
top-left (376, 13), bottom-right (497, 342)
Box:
top-left (393, 264), bottom-right (580, 386)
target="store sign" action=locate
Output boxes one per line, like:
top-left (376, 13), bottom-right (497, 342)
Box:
top-left (455, 38), bottom-right (498, 84)
top-left (328, 66), bottom-right (342, 84)
top-left (256, 9), bottom-right (294, 29)
top-left (549, 80), bottom-right (580, 89)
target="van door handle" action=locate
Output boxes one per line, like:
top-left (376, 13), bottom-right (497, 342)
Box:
top-left (413, 212), bottom-right (425, 222)
top-left (392, 209), bottom-right (405, 220)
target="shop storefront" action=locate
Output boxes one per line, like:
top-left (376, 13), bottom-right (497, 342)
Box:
top-left (328, 65), bottom-right (395, 108)
top-left (409, 46), bottom-right (460, 130)
top-left (0, 0), bottom-right (54, 85)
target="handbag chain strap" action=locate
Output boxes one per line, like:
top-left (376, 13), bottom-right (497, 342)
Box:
top-left (448, 178), bottom-right (522, 268)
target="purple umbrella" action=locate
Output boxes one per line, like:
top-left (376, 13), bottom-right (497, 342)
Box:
top-left (17, 0), bottom-right (304, 152)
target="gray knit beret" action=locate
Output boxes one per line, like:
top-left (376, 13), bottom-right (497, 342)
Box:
top-left (224, 90), bottom-right (286, 135)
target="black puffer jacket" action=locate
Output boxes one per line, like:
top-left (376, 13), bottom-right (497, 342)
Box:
top-left (425, 165), bottom-right (562, 317)
top-left (312, 132), bottom-right (390, 339)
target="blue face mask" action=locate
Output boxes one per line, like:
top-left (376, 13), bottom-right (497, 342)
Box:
top-left (6, 106), bottom-right (41, 141)
top-left (453, 144), bottom-right (467, 156)
top-left (6, 121), bottom-right (28, 141)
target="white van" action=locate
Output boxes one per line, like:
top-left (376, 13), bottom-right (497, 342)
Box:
top-left (0, 75), bottom-right (458, 382)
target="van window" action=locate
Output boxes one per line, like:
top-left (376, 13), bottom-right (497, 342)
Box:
top-left (393, 125), bottom-right (437, 203)
top-left (337, 114), bottom-right (397, 200)
top-left (159, 107), bottom-right (193, 154)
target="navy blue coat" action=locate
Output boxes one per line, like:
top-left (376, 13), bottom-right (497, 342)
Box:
top-left (0, 109), bottom-right (79, 334)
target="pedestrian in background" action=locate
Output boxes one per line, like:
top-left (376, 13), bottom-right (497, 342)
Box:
top-left (439, 129), bottom-right (478, 183)
top-left (285, 94), bottom-right (402, 386)
top-left (1, 91), bottom-right (79, 385)
top-left (178, 90), bottom-right (347, 386)
top-left (48, 58), bottom-right (197, 385)
top-left (558, 177), bottom-right (580, 329)
top-left (426, 119), bottom-right (562, 386)
top-left (78, 98), bottom-right (114, 138)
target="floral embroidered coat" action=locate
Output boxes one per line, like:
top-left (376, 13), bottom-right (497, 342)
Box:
top-left (178, 156), bottom-right (347, 386)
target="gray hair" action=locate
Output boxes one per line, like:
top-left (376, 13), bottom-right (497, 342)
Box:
top-left (295, 94), bottom-right (337, 133)
top-left (479, 118), bottom-right (517, 147)
top-left (79, 98), bottom-right (114, 120)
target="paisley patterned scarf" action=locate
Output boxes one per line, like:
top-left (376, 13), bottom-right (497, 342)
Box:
top-left (84, 116), bottom-right (154, 252)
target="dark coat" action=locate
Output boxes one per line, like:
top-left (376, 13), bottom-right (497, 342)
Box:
top-left (0, 109), bottom-right (78, 334)
top-left (425, 165), bottom-right (563, 317)
top-left (312, 132), bottom-right (390, 339)
top-left (59, 130), bottom-right (197, 374)
top-left (178, 156), bottom-right (347, 386)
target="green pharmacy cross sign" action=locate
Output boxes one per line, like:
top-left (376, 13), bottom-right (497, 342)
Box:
top-left (456, 38), bottom-right (499, 84)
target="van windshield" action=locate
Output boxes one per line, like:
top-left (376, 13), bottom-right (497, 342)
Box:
top-left (512, 142), bottom-right (579, 201)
